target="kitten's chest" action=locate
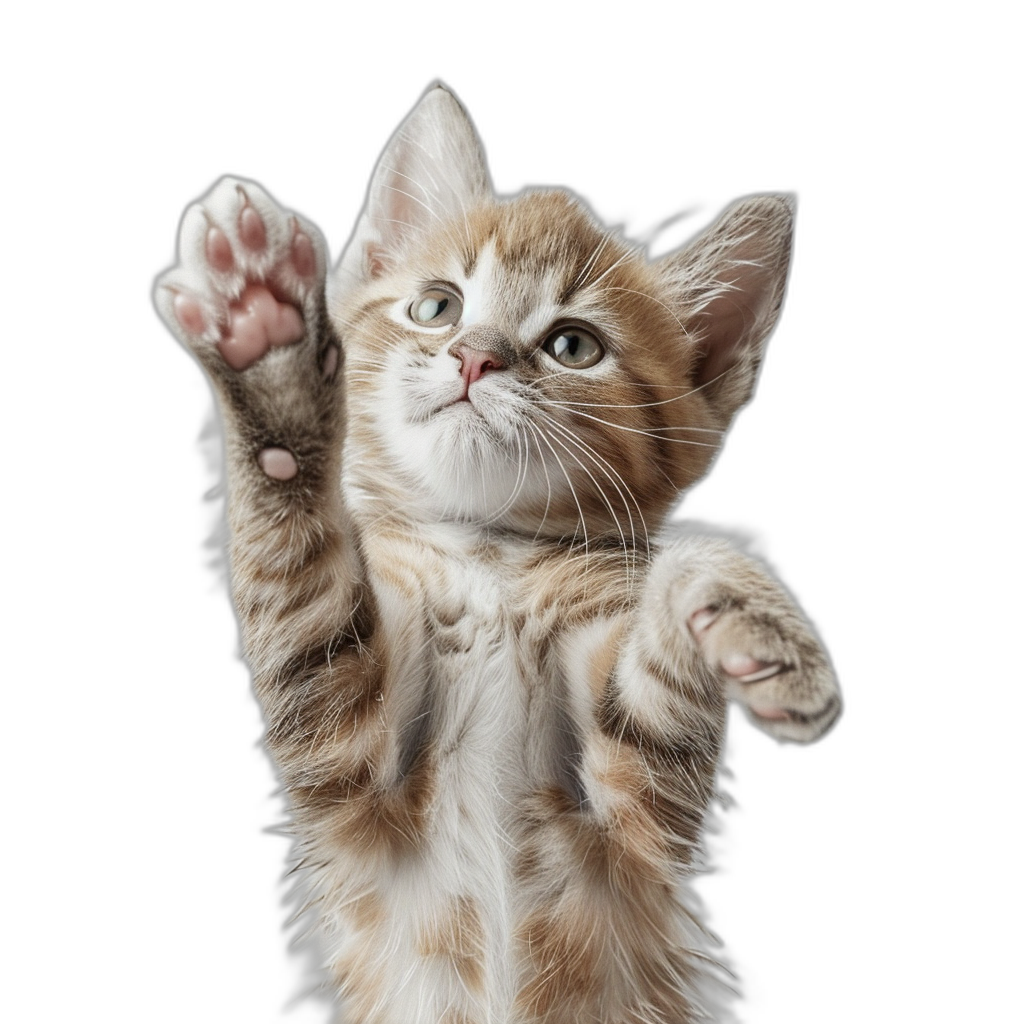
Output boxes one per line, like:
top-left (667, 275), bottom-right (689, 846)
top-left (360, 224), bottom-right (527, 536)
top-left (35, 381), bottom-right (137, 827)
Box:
top-left (424, 556), bottom-right (525, 765)
top-left (365, 526), bottom-right (564, 791)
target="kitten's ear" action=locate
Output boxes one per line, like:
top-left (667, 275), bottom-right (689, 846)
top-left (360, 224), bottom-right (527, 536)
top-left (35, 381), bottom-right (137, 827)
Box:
top-left (660, 195), bottom-right (794, 425)
top-left (339, 83), bottom-right (491, 284)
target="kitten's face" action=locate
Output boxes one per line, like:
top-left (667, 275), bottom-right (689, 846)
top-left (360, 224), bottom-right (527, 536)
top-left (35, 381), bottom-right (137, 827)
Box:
top-left (341, 191), bottom-right (720, 543)
top-left (334, 86), bottom-right (793, 545)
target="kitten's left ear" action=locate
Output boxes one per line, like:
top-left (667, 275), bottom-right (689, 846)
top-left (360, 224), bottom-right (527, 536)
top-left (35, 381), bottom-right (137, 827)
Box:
top-left (660, 195), bottom-right (794, 426)
top-left (338, 83), bottom-right (491, 284)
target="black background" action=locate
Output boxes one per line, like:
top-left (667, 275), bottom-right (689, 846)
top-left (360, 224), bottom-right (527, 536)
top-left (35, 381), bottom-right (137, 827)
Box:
top-left (132, 59), bottom-right (888, 1019)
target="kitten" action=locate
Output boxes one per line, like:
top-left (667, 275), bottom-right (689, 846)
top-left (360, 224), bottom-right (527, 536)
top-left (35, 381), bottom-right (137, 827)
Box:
top-left (156, 84), bottom-right (840, 1024)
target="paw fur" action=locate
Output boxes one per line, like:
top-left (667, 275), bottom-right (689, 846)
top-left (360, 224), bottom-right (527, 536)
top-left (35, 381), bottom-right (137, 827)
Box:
top-left (683, 599), bottom-right (841, 743)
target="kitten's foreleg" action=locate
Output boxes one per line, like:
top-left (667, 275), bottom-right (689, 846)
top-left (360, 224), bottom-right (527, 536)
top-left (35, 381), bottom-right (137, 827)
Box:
top-left (656, 533), bottom-right (842, 744)
top-left (513, 539), bottom-right (840, 1016)
top-left (590, 533), bottom-right (840, 847)
top-left (155, 178), bottom-right (383, 794)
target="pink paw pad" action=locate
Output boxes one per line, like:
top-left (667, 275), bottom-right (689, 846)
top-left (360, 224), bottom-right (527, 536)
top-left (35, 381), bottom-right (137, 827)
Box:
top-left (173, 293), bottom-right (206, 335)
top-left (218, 285), bottom-right (305, 371)
top-left (258, 447), bottom-right (298, 480)
top-left (165, 184), bottom-right (320, 369)
top-left (205, 225), bottom-right (234, 272)
top-left (747, 703), bottom-right (791, 722)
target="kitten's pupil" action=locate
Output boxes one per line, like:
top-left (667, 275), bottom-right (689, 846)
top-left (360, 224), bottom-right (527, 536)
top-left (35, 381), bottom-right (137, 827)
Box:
top-left (410, 288), bottom-right (462, 326)
top-left (555, 334), bottom-right (579, 358)
top-left (544, 327), bottom-right (603, 368)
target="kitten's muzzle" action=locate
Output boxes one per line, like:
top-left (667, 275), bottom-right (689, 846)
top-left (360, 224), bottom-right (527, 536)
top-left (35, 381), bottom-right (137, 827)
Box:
top-left (451, 328), bottom-right (514, 394)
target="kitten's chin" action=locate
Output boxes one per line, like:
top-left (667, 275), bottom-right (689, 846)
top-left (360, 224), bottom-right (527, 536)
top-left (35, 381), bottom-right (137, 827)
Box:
top-left (383, 411), bottom-right (544, 528)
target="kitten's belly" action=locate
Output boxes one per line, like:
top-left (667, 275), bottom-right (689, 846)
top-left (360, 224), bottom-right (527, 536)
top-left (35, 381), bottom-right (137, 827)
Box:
top-left (411, 634), bottom-right (527, 1016)
top-left (336, 542), bottom-right (543, 1022)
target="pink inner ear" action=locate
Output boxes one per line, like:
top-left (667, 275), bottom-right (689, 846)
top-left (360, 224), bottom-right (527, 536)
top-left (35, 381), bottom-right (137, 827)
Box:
top-left (667, 197), bottom-right (793, 397)
top-left (691, 249), bottom-right (781, 388)
top-left (365, 244), bottom-right (389, 279)
top-left (693, 293), bottom-right (756, 387)
top-left (345, 87), bottom-right (491, 286)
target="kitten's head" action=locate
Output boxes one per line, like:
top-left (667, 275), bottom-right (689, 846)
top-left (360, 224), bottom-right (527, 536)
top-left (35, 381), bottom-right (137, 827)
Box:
top-left (333, 85), bottom-right (793, 547)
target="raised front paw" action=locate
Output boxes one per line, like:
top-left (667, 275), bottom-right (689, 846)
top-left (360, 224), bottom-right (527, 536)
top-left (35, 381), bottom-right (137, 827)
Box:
top-left (155, 177), bottom-right (335, 377)
top-left (673, 569), bottom-right (841, 743)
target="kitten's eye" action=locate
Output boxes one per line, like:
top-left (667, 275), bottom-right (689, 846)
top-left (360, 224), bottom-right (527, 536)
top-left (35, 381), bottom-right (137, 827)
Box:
top-left (409, 288), bottom-right (463, 327)
top-left (543, 327), bottom-right (604, 368)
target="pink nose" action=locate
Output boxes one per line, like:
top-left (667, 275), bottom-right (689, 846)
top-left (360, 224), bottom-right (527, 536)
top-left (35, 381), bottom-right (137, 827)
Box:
top-left (453, 344), bottom-right (506, 387)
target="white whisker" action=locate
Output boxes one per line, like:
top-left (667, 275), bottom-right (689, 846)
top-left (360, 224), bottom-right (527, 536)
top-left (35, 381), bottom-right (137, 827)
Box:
top-left (540, 418), bottom-right (631, 563)
top-left (535, 409), bottom-right (651, 567)
top-left (584, 246), bottom-right (640, 288)
top-left (523, 420), bottom-right (555, 539)
top-left (529, 420), bottom-right (590, 558)
top-left (569, 236), bottom-right (609, 292)
top-left (536, 403), bottom-right (720, 448)
top-left (601, 284), bottom-right (690, 336)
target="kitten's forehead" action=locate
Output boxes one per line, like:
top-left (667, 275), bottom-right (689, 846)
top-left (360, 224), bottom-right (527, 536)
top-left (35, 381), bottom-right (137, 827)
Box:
top-left (461, 239), bottom-right (563, 342)
top-left (451, 191), bottom-right (633, 343)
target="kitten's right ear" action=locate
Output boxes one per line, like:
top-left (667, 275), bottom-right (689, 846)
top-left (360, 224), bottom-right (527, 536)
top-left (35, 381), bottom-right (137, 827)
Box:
top-left (659, 195), bottom-right (795, 428)
top-left (338, 84), bottom-right (491, 284)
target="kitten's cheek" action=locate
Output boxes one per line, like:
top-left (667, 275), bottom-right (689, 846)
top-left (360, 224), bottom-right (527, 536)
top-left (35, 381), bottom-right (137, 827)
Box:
top-left (258, 447), bottom-right (299, 481)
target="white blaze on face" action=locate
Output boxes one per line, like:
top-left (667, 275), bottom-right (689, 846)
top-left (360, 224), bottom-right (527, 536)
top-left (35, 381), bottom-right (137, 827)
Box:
top-left (459, 241), bottom-right (499, 330)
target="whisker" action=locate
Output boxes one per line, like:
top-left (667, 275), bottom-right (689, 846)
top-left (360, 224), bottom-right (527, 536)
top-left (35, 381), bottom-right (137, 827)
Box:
top-left (523, 421), bottom-right (555, 540)
top-left (535, 409), bottom-right (651, 565)
top-left (529, 421), bottom-right (590, 558)
top-left (380, 183), bottom-right (443, 224)
top-left (477, 424), bottom-right (531, 526)
top-left (569, 236), bottom-right (609, 292)
top-left (585, 246), bottom-right (640, 288)
top-left (542, 389), bottom-right (723, 421)
top-left (601, 285), bottom-right (690, 337)
top-left (539, 418), bottom-right (632, 564)
top-left (536, 403), bottom-right (720, 448)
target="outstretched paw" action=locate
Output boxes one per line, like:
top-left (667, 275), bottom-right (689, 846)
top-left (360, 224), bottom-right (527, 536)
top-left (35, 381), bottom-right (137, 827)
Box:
top-left (683, 594), bottom-right (841, 743)
top-left (156, 177), bottom-right (335, 376)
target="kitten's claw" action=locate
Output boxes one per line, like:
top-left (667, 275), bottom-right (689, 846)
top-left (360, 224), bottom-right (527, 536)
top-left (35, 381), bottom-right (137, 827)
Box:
top-left (156, 177), bottom-right (328, 373)
top-left (719, 651), bottom-right (783, 683)
top-left (689, 606), bottom-right (785, 682)
top-left (687, 607), bottom-right (720, 635)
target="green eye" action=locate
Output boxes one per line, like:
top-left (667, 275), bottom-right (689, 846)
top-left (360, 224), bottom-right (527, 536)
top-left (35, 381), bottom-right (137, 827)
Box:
top-left (543, 327), bottom-right (604, 368)
top-left (409, 287), bottom-right (463, 326)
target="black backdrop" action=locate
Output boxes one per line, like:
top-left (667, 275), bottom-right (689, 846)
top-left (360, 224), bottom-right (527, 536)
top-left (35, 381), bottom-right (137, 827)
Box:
top-left (136, 64), bottom-right (884, 1024)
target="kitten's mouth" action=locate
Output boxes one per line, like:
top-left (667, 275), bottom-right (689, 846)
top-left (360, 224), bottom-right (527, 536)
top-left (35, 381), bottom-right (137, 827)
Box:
top-left (434, 392), bottom-right (506, 438)
top-left (439, 393), bottom-right (479, 414)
